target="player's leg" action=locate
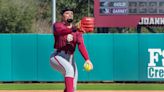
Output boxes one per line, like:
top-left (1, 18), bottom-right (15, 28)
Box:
top-left (72, 62), bottom-right (78, 92)
top-left (50, 53), bottom-right (74, 92)
top-left (50, 52), bottom-right (65, 75)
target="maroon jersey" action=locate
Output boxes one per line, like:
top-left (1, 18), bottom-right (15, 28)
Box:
top-left (53, 22), bottom-right (89, 60)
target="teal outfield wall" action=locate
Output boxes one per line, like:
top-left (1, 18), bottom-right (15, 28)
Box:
top-left (0, 34), bottom-right (164, 82)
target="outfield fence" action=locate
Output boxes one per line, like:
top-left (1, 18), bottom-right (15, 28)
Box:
top-left (0, 34), bottom-right (163, 82)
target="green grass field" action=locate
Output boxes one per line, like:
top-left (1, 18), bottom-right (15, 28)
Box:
top-left (0, 83), bottom-right (164, 90)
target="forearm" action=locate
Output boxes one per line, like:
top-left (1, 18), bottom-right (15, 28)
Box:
top-left (78, 43), bottom-right (89, 61)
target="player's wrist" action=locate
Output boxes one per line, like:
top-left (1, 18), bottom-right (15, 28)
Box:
top-left (85, 59), bottom-right (90, 62)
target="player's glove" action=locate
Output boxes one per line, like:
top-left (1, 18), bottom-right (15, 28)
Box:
top-left (75, 17), bottom-right (94, 33)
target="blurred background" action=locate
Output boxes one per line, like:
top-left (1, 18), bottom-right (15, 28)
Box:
top-left (0, 0), bottom-right (164, 33)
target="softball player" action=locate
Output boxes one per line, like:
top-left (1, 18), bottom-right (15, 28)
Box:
top-left (50, 8), bottom-right (93, 92)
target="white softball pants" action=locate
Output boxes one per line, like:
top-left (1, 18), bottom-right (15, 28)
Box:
top-left (50, 50), bottom-right (78, 90)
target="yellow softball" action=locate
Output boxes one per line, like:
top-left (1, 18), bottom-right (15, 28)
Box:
top-left (84, 62), bottom-right (92, 72)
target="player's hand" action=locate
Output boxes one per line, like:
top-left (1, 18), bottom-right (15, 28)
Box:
top-left (85, 59), bottom-right (93, 70)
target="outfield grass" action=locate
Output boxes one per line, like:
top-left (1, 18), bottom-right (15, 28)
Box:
top-left (0, 83), bottom-right (164, 90)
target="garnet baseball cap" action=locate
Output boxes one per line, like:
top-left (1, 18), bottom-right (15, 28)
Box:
top-left (61, 7), bottom-right (74, 15)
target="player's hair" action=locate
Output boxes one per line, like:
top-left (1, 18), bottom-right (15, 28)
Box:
top-left (61, 7), bottom-right (74, 15)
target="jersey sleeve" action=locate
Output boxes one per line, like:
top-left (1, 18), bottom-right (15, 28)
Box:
top-left (53, 22), bottom-right (72, 36)
top-left (77, 32), bottom-right (90, 61)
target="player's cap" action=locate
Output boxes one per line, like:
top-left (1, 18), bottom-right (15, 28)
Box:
top-left (61, 7), bottom-right (74, 15)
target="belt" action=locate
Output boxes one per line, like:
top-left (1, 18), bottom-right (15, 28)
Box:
top-left (56, 49), bottom-right (72, 54)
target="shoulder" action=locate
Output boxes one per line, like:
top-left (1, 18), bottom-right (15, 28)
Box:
top-left (53, 22), bottom-right (64, 27)
top-left (53, 22), bottom-right (64, 32)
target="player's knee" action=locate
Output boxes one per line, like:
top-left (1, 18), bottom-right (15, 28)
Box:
top-left (65, 66), bottom-right (74, 78)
